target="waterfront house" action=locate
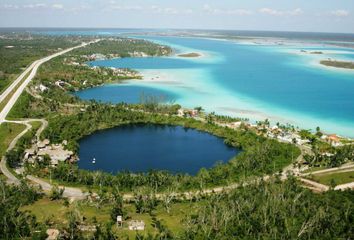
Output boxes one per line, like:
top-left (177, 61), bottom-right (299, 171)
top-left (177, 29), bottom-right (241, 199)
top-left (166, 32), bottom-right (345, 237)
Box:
top-left (328, 134), bottom-right (340, 142)
top-left (89, 53), bottom-right (106, 60)
top-left (326, 134), bottom-right (342, 147)
top-left (177, 109), bottom-right (185, 117)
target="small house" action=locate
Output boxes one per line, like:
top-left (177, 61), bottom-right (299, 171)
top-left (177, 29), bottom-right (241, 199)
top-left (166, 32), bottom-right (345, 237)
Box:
top-left (46, 229), bottom-right (60, 240)
top-left (37, 139), bottom-right (50, 149)
top-left (328, 134), bottom-right (340, 143)
top-left (326, 134), bottom-right (342, 147)
top-left (35, 84), bottom-right (48, 92)
top-left (177, 109), bottom-right (185, 117)
top-left (24, 148), bottom-right (36, 160)
top-left (55, 80), bottom-right (65, 87)
top-left (128, 220), bottom-right (145, 231)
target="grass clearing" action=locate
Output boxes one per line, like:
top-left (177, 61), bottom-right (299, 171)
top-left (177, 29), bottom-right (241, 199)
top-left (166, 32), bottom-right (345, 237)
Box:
top-left (29, 121), bottom-right (42, 134)
top-left (21, 197), bottom-right (200, 238)
top-left (302, 166), bottom-right (327, 174)
top-left (311, 170), bottom-right (354, 186)
top-left (0, 122), bottom-right (26, 157)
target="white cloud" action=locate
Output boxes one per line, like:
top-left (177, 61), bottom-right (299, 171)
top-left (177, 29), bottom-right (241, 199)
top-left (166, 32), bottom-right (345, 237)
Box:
top-left (203, 4), bottom-right (252, 15)
top-left (0, 4), bottom-right (19, 10)
top-left (103, 2), bottom-right (143, 12)
top-left (23, 3), bottom-right (46, 9)
top-left (228, 9), bottom-right (253, 16)
top-left (289, 8), bottom-right (303, 16)
top-left (151, 5), bottom-right (193, 15)
top-left (52, 4), bottom-right (64, 10)
top-left (67, 4), bottom-right (92, 13)
top-left (203, 4), bottom-right (213, 13)
top-left (259, 7), bottom-right (303, 16)
top-left (259, 8), bottom-right (283, 16)
top-left (330, 10), bottom-right (349, 17)
top-left (111, 5), bottom-right (142, 11)
top-left (105, 4), bottom-right (192, 15)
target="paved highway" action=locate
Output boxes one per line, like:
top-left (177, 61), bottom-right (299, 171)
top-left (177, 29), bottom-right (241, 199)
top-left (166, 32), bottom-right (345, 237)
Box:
top-left (0, 40), bottom-right (98, 124)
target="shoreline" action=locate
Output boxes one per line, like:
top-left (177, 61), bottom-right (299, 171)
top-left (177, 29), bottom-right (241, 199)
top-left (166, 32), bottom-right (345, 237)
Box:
top-left (320, 60), bottom-right (354, 70)
top-left (118, 69), bottom-right (354, 139)
top-left (281, 48), bottom-right (354, 73)
top-left (82, 36), bottom-right (354, 139)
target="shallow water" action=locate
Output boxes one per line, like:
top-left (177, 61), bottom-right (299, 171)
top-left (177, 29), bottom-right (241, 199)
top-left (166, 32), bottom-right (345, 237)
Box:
top-left (76, 36), bottom-right (354, 137)
top-left (78, 124), bottom-right (239, 175)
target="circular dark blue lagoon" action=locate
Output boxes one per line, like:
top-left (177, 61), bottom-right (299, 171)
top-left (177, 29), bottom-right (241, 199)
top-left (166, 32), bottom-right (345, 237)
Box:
top-left (78, 124), bottom-right (240, 175)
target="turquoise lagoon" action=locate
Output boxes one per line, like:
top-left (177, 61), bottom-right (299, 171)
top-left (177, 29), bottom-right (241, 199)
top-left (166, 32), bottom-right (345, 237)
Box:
top-left (75, 36), bottom-right (354, 137)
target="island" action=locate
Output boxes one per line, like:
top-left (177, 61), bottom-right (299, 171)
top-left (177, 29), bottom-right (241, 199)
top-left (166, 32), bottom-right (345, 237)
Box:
top-left (178, 52), bottom-right (201, 58)
top-left (310, 51), bottom-right (323, 54)
top-left (300, 50), bottom-right (323, 54)
top-left (320, 60), bottom-right (354, 69)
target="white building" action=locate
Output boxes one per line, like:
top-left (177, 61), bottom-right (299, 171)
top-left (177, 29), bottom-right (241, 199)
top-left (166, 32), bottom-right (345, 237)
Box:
top-left (128, 220), bottom-right (145, 231)
top-left (35, 84), bottom-right (48, 92)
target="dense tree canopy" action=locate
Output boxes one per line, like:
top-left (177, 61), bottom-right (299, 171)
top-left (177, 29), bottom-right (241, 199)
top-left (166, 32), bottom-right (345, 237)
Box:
top-left (0, 180), bottom-right (44, 239)
top-left (182, 177), bottom-right (354, 239)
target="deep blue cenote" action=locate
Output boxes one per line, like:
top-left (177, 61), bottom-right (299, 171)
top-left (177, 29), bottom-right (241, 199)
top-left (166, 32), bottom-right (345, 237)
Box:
top-left (78, 124), bottom-right (240, 175)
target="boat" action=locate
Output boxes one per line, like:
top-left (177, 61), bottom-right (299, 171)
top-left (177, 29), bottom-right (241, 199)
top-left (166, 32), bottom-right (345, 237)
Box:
top-left (92, 158), bottom-right (96, 164)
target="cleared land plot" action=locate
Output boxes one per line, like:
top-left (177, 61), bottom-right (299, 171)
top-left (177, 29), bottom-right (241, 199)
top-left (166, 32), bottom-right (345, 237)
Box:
top-left (310, 170), bottom-right (354, 186)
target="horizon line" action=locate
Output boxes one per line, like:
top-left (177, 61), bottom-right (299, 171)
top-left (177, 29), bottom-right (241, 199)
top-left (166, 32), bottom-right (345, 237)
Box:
top-left (0, 27), bottom-right (354, 35)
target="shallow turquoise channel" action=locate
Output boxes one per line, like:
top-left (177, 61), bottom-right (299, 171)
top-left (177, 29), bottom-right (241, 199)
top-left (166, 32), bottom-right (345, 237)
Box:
top-left (75, 36), bottom-right (354, 136)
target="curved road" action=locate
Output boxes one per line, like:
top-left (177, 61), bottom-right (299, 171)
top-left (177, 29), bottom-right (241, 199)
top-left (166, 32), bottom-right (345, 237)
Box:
top-left (0, 40), bottom-right (98, 199)
top-left (0, 121), bottom-right (31, 184)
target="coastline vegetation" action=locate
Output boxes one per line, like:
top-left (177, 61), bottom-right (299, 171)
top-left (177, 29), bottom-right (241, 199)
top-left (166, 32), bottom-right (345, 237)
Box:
top-left (71, 38), bottom-right (172, 58)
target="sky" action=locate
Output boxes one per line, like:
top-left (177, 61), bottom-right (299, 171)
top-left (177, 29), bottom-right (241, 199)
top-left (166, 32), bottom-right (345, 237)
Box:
top-left (0, 0), bottom-right (354, 33)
